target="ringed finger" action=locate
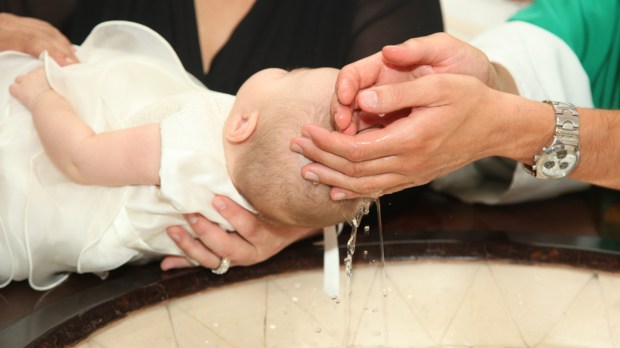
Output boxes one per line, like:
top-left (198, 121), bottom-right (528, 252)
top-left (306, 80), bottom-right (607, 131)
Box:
top-left (160, 255), bottom-right (195, 271)
top-left (167, 225), bottom-right (222, 269)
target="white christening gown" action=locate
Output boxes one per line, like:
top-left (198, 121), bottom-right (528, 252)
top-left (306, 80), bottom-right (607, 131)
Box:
top-left (0, 21), bottom-right (254, 290)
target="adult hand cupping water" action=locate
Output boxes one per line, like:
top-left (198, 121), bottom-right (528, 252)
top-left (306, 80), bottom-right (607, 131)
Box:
top-left (0, 13), bottom-right (78, 66)
top-left (293, 74), bottom-right (541, 200)
top-left (290, 33), bottom-right (545, 200)
top-left (331, 33), bottom-right (496, 135)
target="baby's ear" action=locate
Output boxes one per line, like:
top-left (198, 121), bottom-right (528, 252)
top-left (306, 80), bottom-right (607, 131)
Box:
top-left (226, 111), bottom-right (258, 143)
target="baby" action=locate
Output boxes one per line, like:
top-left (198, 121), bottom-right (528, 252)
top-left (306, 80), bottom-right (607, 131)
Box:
top-left (1, 21), bottom-right (367, 290)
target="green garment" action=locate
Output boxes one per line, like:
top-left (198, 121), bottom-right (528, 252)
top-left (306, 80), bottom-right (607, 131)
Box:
top-left (510, 0), bottom-right (620, 109)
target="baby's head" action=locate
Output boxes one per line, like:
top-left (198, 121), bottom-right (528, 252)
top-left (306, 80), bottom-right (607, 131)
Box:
top-left (223, 68), bottom-right (369, 228)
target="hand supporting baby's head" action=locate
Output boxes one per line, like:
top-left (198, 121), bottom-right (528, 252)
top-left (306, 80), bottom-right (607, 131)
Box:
top-left (232, 98), bottom-right (370, 228)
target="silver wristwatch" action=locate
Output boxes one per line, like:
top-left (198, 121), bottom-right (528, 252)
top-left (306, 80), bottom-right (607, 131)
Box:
top-left (522, 100), bottom-right (580, 179)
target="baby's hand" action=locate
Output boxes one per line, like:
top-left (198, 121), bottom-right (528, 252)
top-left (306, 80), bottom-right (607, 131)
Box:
top-left (10, 68), bottom-right (52, 110)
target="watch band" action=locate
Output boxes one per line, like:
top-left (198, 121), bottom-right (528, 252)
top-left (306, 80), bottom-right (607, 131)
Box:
top-left (547, 100), bottom-right (579, 147)
top-left (522, 100), bottom-right (580, 178)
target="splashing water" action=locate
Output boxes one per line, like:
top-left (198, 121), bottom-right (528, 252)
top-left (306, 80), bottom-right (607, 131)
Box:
top-left (341, 200), bottom-right (372, 347)
top-left (376, 199), bottom-right (388, 297)
top-left (344, 200), bottom-right (371, 279)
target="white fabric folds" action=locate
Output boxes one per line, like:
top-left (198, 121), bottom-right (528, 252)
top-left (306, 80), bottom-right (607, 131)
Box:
top-left (0, 21), bottom-right (252, 290)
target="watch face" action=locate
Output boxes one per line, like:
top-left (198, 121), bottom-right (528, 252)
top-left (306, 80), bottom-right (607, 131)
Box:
top-left (539, 147), bottom-right (579, 178)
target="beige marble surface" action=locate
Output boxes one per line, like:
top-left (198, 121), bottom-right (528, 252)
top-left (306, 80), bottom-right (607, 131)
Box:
top-left (76, 260), bottom-right (620, 348)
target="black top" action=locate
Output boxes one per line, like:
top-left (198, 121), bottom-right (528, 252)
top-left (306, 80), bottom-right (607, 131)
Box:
top-left (1, 0), bottom-right (443, 93)
top-left (65, 0), bottom-right (443, 94)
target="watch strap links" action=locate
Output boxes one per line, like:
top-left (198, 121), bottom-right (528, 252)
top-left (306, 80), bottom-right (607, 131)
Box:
top-left (522, 100), bottom-right (580, 178)
top-left (547, 100), bottom-right (579, 147)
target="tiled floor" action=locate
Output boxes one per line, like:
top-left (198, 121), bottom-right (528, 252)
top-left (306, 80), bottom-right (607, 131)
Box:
top-left (75, 260), bottom-right (620, 347)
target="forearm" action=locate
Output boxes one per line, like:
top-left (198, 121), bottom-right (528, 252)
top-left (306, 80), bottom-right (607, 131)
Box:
top-left (29, 90), bottom-right (161, 186)
top-left (481, 89), bottom-right (555, 165)
top-left (572, 108), bottom-right (620, 189)
top-left (30, 89), bottom-right (98, 184)
top-left (491, 92), bottom-right (620, 190)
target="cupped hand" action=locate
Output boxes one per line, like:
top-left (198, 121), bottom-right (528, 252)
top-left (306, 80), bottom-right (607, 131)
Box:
top-left (160, 195), bottom-right (319, 271)
top-left (9, 68), bottom-right (51, 109)
top-left (333, 32), bottom-right (491, 134)
top-left (0, 13), bottom-right (78, 66)
top-left (293, 73), bottom-right (513, 199)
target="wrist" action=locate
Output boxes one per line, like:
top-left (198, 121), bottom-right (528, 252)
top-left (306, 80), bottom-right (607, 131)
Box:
top-left (491, 93), bottom-right (555, 163)
top-left (27, 88), bottom-right (55, 111)
top-left (489, 62), bottom-right (518, 94)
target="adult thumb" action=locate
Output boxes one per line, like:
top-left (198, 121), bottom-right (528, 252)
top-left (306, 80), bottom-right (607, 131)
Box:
top-left (355, 82), bottom-right (419, 114)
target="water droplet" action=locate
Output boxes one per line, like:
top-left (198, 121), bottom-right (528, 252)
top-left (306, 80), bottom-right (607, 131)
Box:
top-left (269, 324), bottom-right (277, 330)
top-left (363, 225), bottom-right (370, 234)
top-left (291, 296), bottom-right (299, 302)
top-left (213, 323), bottom-right (219, 328)
top-left (315, 327), bottom-right (322, 333)
top-left (294, 282), bottom-right (301, 289)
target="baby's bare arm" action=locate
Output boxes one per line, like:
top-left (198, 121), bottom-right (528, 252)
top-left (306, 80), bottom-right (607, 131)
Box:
top-left (10, 68), bottom-right (161, 186)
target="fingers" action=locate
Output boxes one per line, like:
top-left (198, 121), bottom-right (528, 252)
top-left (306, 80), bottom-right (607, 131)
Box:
top-left (357, 74), bottom-right (462, 116)
top-left (0, 13), bottom-right (78, 65)
top-left (356, 82), bottom-right (422, 115)
top-left (164, 196), bottom-right (268, 270)
top-left (336, 51), bottom-right (384, 106)
top-left (331, 93), bottom-right (357, 134)
top-left (302, 161), bottom-right (408, 199)
top-left (329, 181), bottom-right (416, 200)
top-left (294, 77), bottom-right (465, 198)
top-left (165, 197), bottom-right (322, 272)
top-left (381, 33), bottom-right (457, 69)
top-left (333, 52), bottom-right (384, 132)
top-left (291, 136), bottom-right (354, 176)
top-left (293, 134), bottom-right (403, 179)
top-left (26, 18), bottom-right (77, 65)
top-left (10, 68), bottom-right (53, 109)
top-left (182, 211), bottom-right (254, 264)
top-left (295, 124), bottom-right (404, 165)
top-left (46, 47), bottom-right (77, 67)
top-left (384, 33), bottom-right (491, 84)
top-left (160, 255), bottom-right (194, 271)
top-left (211, 196), bottom-right (261, 242)
top-left (166, 224), bottom-right (222, 269)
